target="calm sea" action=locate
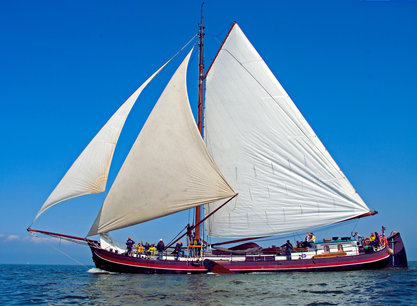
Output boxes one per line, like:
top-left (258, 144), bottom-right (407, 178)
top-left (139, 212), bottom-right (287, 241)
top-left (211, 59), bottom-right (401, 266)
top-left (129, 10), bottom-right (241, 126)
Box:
top-left (0, 263), bottom-right (416, 305)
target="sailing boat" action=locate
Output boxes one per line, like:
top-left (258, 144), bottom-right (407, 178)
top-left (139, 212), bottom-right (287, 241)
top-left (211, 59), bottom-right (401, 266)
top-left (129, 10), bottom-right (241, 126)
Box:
top-left (28, 17), bottom-right (407, 273)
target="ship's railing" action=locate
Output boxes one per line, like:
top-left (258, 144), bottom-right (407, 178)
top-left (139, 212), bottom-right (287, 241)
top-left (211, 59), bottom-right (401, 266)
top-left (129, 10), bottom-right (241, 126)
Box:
top-left (187, 244), bottom-right (203, 257)
top-left (118, 245), bottom-right (206, 260)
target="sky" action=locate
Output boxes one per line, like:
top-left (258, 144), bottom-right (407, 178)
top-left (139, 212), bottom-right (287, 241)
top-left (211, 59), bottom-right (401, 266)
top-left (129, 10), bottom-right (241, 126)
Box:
top-left (0, 0), bottom-right (416, 265)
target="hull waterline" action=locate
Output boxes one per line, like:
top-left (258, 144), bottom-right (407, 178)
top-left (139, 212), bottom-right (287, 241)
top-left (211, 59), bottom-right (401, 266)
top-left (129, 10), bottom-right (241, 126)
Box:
top-left (90, 246), bottom-right (392, 274)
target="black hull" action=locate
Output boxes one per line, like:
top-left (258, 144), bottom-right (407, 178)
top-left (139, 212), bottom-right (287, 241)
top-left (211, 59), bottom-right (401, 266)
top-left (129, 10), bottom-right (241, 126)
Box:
top-left (91, 246), bottom-right (392, 274)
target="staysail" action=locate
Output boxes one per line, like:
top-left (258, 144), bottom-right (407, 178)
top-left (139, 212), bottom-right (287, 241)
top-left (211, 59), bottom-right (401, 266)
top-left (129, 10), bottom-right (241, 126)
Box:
top-left (204, 23), bottom-right (370, 238)
top-left (88, 49), bottom-right (235, 236)
top-left (33, 59), bottom-right (172, 223)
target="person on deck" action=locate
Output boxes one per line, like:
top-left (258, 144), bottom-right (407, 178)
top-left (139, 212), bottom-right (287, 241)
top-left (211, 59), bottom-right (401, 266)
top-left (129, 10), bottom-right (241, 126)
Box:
top-left (195, 238), bottom-right (202, 256)
top-left (375, 232), bottom-right (381, 247)
top-left (144, 242), bottom-right (150, 255)
top-left (282, 240), bottom-right (293, 250)
top-left (281, 240), bottom-right (293, 260)
top-left (149, 244), bottom-right (156, 256)
top-left (307, 233), bottom-right (316, 248)
top-left (352, 232), bottom-right (364, 244)
top-left (303, 232), bottom-right (310, 248)
top-left (186, 224), bottom-right (193, 246)
top-left (175, 241), bottom-right (184, 261)
top-left (188, 237), bottom-right (195, 257)
top-left (369, 233), bottom-right (376, 247)
top-left (157, 239), bottom-right (165, 260)
top-left (126, 237), bottom-right (135, 256)
top-left (136, 242), bottom-right (143, 257)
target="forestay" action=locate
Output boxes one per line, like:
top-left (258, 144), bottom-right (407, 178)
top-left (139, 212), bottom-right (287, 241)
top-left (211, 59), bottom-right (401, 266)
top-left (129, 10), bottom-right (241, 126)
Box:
top-left (204, 23), bottom-right (370, 238)
top-left (33, 59), bottom-right (172, 223)
top-left (88, 49), bottom-right (235, 236)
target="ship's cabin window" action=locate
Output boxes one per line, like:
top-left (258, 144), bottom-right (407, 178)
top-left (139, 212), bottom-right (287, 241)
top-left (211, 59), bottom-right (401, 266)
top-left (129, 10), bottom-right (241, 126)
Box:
top-left (337, 244), bottom-right (344, 252)
top-left (323, 245), bottom-right (330, 253)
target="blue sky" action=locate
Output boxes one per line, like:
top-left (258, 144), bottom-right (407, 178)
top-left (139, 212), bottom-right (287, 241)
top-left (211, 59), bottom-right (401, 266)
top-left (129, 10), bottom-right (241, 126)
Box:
top-left (0, 0), bottom-right (416, 264)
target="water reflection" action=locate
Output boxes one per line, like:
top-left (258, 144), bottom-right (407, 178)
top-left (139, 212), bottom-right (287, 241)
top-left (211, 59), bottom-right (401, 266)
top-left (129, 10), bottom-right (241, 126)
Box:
top-left (0, 264), bottom-right (416, 305)
top-left (79, 267), bottom-right (416, 305)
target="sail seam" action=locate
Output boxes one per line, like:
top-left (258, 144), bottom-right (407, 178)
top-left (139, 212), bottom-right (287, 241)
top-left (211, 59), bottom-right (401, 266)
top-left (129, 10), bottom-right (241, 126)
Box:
top-left (219, 47), bottom-right (367, 208)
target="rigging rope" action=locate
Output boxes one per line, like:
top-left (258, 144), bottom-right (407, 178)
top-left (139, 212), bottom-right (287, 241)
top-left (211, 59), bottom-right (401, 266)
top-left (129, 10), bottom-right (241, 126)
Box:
top-left (49, 242), bottom-right (90, 270)
top-left (31, 233), bottom-right (90, 269)
top-left (167, 225), bottom-right (187, 248)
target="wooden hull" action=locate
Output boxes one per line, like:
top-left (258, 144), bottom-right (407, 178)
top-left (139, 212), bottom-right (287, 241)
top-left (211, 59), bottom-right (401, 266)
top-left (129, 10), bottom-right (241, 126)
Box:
top-left (90, 246), bottom-right (391, 274)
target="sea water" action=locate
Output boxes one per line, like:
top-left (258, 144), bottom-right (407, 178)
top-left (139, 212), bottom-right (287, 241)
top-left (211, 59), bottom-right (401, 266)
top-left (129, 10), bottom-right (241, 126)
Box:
top-left (0, 263), bottom-right (416, 305)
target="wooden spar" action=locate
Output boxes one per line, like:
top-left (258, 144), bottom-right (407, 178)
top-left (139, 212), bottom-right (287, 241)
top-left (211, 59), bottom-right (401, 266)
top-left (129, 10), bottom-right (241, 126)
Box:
top-left (338, 210), bottom-right (378, 223)
top-left (204, 21), bottom-right (237, 78)
top-left (210, 235), bottom-right (268, 247)
top-left (27, 228), bottom-right (97, 244)
top-left (166, 193), bottom-right (238, 250)
top-left (195, 2), bottom-right (205, 240)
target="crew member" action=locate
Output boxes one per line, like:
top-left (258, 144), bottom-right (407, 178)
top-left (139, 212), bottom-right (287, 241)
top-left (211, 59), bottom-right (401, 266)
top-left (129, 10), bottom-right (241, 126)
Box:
top-left (144, 242), bottom-right (150, 255)
top-left (136, 242), bottom-right (143, 257)
top-left (307, 233), bottom-right (316, 248)
top-left (175, 241), bottom-right (184, 261)
top-left (281, 240), bottom-right (293, 260)
top-left (186, 224), bottom-right (193, 246)
top-left (126, 237), bottom-right (135, 256)
top-left (370, 233), bottom-right (376, 247)
top-left (149, 244), bottom-right (156, 256)
top-left (157, 239), bottom-right (165, 260)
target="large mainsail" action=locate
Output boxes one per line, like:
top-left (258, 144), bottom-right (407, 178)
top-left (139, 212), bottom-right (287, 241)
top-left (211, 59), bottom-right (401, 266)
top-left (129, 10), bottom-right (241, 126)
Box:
top-left (88, 49), bottom-right (235, 236)
top-left (33, 60), bottom-right (171, 223)
top-left (204, 23), bottom-right (370, 238)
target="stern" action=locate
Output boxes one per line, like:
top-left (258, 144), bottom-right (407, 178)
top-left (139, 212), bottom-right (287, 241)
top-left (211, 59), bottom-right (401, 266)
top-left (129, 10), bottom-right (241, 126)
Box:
top-left (387, 231), bottom-right (408, 267)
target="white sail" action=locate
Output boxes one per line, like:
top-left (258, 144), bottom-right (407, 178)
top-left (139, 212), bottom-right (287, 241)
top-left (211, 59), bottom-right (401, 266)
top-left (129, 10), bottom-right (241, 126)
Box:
top-left (88, 49), bottom-right (235, 236)
top-left (204, 23), bottom-right (370, 238)
top-left (33, 60), bottom-right (170, 223)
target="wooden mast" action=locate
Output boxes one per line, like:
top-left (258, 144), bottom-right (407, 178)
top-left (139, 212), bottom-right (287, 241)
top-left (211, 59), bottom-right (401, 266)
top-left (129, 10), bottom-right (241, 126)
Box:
top-left (195, 2), bottom-right (205, 240)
